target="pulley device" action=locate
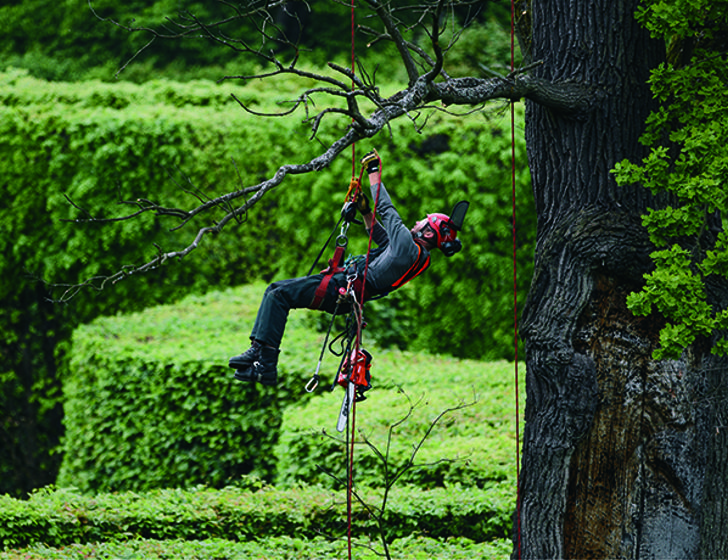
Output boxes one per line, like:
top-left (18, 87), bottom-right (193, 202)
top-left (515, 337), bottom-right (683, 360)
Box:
top-left (335, 348), bottom-right (372, 432)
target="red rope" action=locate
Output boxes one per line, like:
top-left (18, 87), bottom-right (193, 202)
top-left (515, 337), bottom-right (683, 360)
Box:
top-left (346, 354), bottom-right (358, 560)
top-left (350, 0), bottom-right (356, 177)
top-left (344, 170), bottom-right (381, 560)
top-left (510, 0), bottom-right (522, 557)
top-left (346, 2), bottom-right (357, 558)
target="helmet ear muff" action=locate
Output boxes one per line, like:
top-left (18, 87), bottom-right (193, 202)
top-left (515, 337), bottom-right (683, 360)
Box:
top-left (440, 238), bottom-right (462, 257)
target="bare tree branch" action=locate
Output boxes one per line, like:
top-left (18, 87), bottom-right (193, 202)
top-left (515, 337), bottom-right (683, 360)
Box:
top-left (317, 387), bottom-right (478, 560)
top-left (57, 1), bottom-right (597, 301)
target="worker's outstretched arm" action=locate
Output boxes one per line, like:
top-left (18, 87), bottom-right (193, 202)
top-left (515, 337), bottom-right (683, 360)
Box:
top-left (361, 150), bottom-right (382, 187)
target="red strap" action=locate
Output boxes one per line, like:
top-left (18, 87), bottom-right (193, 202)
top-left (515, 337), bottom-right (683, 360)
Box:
top-left (310, 244), bottom-right (347, 309)
top-left (310, 274), bottom-right (334, 309)
top-left (390, 244), bottom-right (431, 290)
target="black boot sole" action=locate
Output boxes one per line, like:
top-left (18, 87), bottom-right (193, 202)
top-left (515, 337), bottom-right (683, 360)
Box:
top-left (229, 357), bottom-right (255, 370)
top-left (233, 368), bottom-right (277, 386)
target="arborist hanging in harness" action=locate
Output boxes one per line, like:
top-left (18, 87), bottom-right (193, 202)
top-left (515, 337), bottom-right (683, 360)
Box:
top-left (228, 149), bottom-right (469, 387)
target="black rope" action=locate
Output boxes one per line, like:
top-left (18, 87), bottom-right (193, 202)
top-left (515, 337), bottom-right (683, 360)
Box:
top-left (307, 215), bottom-right (345, 276)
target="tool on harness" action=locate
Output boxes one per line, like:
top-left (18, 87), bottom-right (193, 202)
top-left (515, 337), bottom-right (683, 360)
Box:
top-left (306, 276), bottom-right (370, 398)
top-left (335, 347), bottom-right (372, 432)
top-left (337, 348), bottom-right (372, 398)
top-left (305, 152), bottom-right (379, 398)
top-left (305, 297), bottom-right (344, 393)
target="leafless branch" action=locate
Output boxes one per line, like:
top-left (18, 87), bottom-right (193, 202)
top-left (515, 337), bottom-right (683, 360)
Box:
top-left (317, 387), bottom-right (477, 559)
top-left (58, 1), bottom-right (591, 301)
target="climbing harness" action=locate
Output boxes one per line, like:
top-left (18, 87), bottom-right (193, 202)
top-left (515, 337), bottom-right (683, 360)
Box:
top-left (303, 172), bottom-right (370, 394)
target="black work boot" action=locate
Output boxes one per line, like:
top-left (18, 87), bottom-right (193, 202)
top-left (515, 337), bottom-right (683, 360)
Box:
top-left (228, 340), bottom-right (261, 370)
top-left (234, 346), bottom-right (280, 386)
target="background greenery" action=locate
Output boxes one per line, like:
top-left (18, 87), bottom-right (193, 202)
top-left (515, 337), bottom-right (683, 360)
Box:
top-left (614, 0), bottom-right (728, 358)
top-left (0, 284), bottom-right (522, 559)
top-left (1, 58), bottom-right (533, 496)
top-left (0, 4), bottom-right (528, 556)
top-left (0, 0), bottom-right (514, 84)
top-left (58, 283), bottom-right (522, 494)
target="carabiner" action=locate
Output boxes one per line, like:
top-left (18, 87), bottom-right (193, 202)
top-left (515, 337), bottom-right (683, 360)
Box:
top-left (339, 221), bottom-right (350, 241)
top-left (305, 375), bottom-right (319, 393)
top-left (306, 361), bottom-right (322, 393)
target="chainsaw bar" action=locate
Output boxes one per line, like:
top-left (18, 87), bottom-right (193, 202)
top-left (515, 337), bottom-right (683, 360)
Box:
top-left (336, 381), bottom-right (357, 432)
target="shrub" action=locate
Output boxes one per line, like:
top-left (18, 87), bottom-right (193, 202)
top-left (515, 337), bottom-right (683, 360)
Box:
top-left (0, 536), bottom-right (512, 560)
top-left (0, 485), bottom-right (512, 552)
top-left (274, 358), bottom-right (522, 490)
top-left (2, 69), bottom-right (533, 495)
top-left (57, 284), bottom-right (318, 493)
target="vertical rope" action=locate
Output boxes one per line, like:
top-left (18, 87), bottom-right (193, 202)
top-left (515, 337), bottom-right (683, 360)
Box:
top-left (346, 2), bottom-right (357, 559)
top-left (510, 0), bottom-right (522, 558)
top-left (350, 0), bottom-right (357, 177)
top-left (347, 381), bottom-right (357, 560)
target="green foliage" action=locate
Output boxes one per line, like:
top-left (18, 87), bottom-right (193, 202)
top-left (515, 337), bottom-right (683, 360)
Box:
top-left (0, 536), bottom-right (512, 560)
top-left (275, 359), bottom-right (521, 490)
top-left (0, 0), bottom-right (514, 84)
top-left (57, 284), bottom-right (308, 493)
top-left (613, 1), bottom-right (728, 357)
top-left (1, 67), bottom-right (532, 495)
top-left (59, 284), bottom-right (524, 496)
top-left (636, 0), bottom-right (721, 42)
top-left (0, 483), bottom-right (511, 549)
top-left (332, 107), bottom-right (534, 361)
top-left (0, 485), bottom-right (512, 555)
top-left (0, 0), bottom-right (253, 82)
top-left (0, 71), bottom-right (297, 495)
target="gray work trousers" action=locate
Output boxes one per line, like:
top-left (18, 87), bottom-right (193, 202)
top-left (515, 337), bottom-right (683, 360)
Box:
top-left (250, 273), bottom-right (352, 349)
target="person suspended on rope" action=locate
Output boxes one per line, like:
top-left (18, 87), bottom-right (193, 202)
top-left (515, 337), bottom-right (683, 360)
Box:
top-left (228, 150), bottom-right (468, 387)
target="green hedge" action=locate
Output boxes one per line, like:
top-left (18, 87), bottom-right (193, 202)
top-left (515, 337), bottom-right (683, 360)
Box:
top-left (275, 358), bottom-right (520, 490)
top-left (0, 535), bottom-right (512, 560)
top-left (0, 1), bottom-right (513, 84)
top-left (2, 69), bottom-right (533, 495)
top-left (57, 284), bottom-right (319, 493)
top-left (1, 69), bottom-right (534, 358)
top-left (0, 70), bottom-right (295, 495)
top-left (1, 68), bottom-right (534, 365)
top-left (60, 284), bottom-right (524, 494)
top-left (0, 485), bottom-right (513, 552)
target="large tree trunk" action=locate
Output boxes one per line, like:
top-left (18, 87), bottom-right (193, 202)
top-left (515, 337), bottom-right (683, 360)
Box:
top-left (516, 0), bottom-right (728, 557)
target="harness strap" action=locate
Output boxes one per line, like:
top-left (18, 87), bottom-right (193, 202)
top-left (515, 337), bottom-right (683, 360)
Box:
top-left (310, 244), bottom-right (347, 309)
top-left (390, 244), bottom-right (431, 290)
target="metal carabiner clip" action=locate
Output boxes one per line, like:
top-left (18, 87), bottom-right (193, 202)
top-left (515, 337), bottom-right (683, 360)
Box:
top-left (339, 221), bottom-right (350, 241)
top-left (305, 361), bottom-right (322, 393)
top-left (305, 375), bottom-right (319, 393)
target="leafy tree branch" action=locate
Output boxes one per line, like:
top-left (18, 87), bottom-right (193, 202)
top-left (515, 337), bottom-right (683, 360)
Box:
top-left (613, 0), bottom-right (728, 357)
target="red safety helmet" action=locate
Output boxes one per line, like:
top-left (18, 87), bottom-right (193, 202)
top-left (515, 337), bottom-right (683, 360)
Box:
top-left (426, 213), bottom-right (462, 257)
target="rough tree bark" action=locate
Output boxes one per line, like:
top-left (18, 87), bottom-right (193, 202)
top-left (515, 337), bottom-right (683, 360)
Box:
top-left (517, 0), bottom-right (728, 558)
